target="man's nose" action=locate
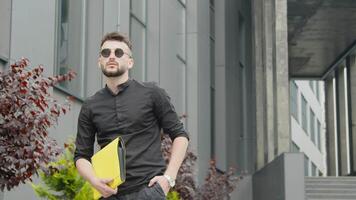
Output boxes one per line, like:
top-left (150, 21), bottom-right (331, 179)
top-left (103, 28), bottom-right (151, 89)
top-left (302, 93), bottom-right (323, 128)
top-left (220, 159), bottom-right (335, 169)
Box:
top-left (109, 51), bottom-right (116, 58)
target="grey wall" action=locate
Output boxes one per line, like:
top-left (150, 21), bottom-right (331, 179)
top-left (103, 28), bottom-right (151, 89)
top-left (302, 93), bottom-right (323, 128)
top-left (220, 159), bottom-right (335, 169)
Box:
top-left (253, 153), bottom-right (305, 200)
top-left (4, 1), bottom-right (56, 198)
top-left (10, 0), bottom-right (56, 77)
top-left (213, 0), bottom-right (256, 175)
top-left (214, 0), bottom-right (228, 171)
top-left (185, 0), bottom-right (212, 182)
top-left (231, 175), bottom-right (253, 200)
top-left (3, 0), bottom-right (104, 199)
top-left (0, 1), bottom-right (16, 199)
top-left (225, 0), bottom-right (255, 174)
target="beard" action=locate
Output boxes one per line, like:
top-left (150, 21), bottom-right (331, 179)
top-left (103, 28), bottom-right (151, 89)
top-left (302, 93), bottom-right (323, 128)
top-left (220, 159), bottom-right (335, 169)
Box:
top-left (101, 63), bottom-right (127, 77)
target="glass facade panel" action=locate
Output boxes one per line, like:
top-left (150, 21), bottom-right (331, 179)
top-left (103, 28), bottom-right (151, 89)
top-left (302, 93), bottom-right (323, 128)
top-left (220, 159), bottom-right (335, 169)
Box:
top-left (301, 95), bottom-right (308, 134)
top-left (312, 163), bottom-right (317, 176)
top-left (304, 155), bottom-right (310, 176)
top-left (310, 110), bottom-right (315, 143)
top-left (290, 81), bottom-right (299, 121)
top-left (130, 17), bottom-right (146, 81)
top-left (56, 0), bottom-right (85, 98)
top-left (291, 142), bottom-right (300, 152)
top-left (176, 2), bottom-right (186, 60)
top-left (131, 0), bottom-right (146, 23)
top-left (317, 120), bottom-right (321, 150)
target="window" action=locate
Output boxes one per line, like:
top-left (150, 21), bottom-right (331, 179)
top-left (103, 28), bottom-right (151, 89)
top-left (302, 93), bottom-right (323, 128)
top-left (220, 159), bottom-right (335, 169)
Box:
top-left (304, 155), bottom-right (310, 176)
top-left (56, 0), bottom-right (86, 99)
top-left (0, 56), bottom-right (7, 69)
top-left (311, 163), bottom-right (317, 176)
top-left (179, 0), bottom-right (186, 6)
top-left (291, 142), bottom-right (300, 152)
top-left (309, 81), bottom-right (315, 93)
top-left (131, 0), bottom-right (146, 23)
top-left (238, 10), bottom-right (247, 155)
top-left (290, 81), bottom-right (299, 122)
top-left (310, 110), bottom-right (315, 143)
top-left (316, 81), bottom-right (320, 102)
top-left (130, 0), bottom-right (147, 81)
top-left (239, 12), bottom-right (246, 66)
top-left (210, 1), bottom-right (215, 40)
top-left (317, 120), bottom-right (321, 150)
top-left (0, 0), bottom-right (11, 71)
top-left (175, 0), bottom-right (187, 117)
top-left (301, 95), bottom-right (308, 134)
top-left (176, 0), bottom-right (186, 60)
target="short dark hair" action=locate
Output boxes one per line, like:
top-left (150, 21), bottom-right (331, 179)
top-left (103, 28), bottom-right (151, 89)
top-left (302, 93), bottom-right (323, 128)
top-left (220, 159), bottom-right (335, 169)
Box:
top-left (100, 32), bottom-right (132, 50)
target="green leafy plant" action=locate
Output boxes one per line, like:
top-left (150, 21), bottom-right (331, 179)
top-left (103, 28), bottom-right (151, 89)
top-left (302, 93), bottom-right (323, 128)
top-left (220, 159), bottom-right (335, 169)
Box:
top-left (167, 190), bottom-right (180, 200)
top-left (31, 140), bottom-right (92, 200)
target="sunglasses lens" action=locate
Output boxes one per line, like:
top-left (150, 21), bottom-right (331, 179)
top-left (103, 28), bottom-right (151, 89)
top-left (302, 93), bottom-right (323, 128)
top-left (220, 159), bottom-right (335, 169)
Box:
top-left (115, 49), bottom-right (124, 58)
top-left (101, 49), bottom-right (111, 57)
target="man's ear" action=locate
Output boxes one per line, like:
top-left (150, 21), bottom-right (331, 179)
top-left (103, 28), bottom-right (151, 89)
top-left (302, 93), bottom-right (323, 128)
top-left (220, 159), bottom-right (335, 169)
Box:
top-left (97, 58), bottom-right (101, 69)
top-left (128, 58), bottom-right (134, 69)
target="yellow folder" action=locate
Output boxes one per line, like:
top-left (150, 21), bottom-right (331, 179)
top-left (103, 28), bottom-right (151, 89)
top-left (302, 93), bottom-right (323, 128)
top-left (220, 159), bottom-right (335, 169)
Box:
top-left (91, 137), bottom-right (126, 200)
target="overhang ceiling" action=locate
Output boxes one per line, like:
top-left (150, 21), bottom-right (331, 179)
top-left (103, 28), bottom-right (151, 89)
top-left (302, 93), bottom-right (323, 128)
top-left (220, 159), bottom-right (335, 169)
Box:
top-left (288, 0), bottom-right (356, 78)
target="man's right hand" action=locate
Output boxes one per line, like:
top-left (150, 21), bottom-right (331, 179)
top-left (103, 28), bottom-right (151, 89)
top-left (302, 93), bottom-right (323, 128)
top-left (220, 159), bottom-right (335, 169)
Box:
top-left (75, 159), bottom-right (117, 198)
top-left (90, 177), bottom-right (118, 198)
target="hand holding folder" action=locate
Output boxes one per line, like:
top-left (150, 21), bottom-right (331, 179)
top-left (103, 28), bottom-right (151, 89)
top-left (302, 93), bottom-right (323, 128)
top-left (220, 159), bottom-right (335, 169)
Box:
top-left (91, 137), bottom-right (126, 200)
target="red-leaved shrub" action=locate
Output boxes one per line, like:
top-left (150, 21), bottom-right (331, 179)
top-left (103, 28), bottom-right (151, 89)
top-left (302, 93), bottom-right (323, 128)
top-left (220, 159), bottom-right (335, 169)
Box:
top-left (161, 115), bottom-right (241, 199)
top-left (0, 58), bottom-right (76, 191)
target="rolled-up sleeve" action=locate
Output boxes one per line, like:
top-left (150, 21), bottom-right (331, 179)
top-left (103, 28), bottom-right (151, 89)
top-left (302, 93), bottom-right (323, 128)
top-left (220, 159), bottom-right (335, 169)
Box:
top-left (74, 101), bottom-right (96, 164)
top-left (153, 86), bottom-right (189, 141)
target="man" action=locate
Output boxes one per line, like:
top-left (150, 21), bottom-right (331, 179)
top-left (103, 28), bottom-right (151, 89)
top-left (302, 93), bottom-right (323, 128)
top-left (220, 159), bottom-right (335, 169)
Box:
top-left (74, 32), bottom-right (189, 200)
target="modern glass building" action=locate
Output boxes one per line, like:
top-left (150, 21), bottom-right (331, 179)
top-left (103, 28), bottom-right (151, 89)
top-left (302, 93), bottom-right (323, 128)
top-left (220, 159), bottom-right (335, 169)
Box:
top-left (290, 80), bottom-right (326, 177)
top-left (1, 0), bottom-right (356, 199)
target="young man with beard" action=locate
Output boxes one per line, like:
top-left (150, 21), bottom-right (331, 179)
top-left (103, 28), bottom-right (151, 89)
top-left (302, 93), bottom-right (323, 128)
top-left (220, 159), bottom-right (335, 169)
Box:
top-left (74, 32), bottom-right (189, 200)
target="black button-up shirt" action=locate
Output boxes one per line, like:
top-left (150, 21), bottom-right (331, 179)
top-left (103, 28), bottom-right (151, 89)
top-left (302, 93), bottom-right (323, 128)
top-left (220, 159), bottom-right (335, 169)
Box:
top-left (74, 79), bottom-right (189, 195)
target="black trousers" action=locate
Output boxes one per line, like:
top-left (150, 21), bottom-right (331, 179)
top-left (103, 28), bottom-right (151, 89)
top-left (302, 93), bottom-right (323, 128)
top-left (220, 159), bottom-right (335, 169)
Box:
top-left (101, 183), bottom-right (166, 200)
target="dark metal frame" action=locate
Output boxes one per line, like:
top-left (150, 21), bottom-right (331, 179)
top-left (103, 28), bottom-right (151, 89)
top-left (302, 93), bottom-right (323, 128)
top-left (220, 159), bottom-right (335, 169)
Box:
top-left (334, 70), bottom-right (342, 176)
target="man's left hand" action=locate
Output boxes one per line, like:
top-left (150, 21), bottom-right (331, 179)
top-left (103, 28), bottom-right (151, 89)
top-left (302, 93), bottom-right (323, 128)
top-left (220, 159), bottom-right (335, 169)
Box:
top-left (148, 175), bottom-right (170, 195)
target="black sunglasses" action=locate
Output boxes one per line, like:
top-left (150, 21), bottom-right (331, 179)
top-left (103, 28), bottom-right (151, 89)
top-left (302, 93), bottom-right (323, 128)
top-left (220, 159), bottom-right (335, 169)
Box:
top-left (100, 48), bottom-right (131, 58)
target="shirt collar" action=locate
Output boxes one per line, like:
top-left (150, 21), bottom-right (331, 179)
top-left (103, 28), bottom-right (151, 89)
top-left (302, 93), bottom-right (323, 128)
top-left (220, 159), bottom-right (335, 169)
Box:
top-left (105, 78), bottom-right (132, 96)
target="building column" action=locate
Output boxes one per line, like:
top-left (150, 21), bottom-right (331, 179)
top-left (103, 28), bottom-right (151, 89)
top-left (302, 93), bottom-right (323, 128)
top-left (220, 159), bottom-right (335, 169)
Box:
top-left (252, 0), bottom-right (266, 170)
top-left (325, 77), bottom-right (337, 176)
top-left (252, 0), bottom-right (290, 170)
top-left (263, 0), bottom-right (276, 163)
top-left (274, 0), bottom-right (290, 155)
top-left (336, 65), bottom-right (349, 175)
top-left (325, 57), bottom-right (356, 176)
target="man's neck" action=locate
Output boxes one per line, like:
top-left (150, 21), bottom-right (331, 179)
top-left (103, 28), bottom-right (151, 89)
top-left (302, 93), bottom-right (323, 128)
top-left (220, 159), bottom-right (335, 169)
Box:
top-left (105, 74), bottom-right (129, 94)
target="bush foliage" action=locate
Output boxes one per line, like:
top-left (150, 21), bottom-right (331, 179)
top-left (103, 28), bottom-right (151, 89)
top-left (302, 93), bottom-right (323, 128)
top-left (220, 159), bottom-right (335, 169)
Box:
top-left (0, 58), bottom-right (75, 191)
top-left (31, 140), bottom-right (92, 200)
top-left (161, 133), bottom-right (241, 200)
